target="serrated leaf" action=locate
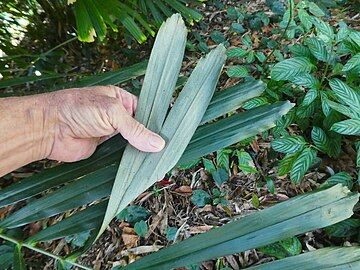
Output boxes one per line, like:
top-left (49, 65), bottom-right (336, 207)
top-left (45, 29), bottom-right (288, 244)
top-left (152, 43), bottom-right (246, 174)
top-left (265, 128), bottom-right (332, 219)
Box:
top-left (227, 65), bottom-right (248, 78)
top-left (259, 237), bottom-right (302, 259)
top-left (271, 136), bottom-right (307, 154)
top-left (311, 126), bottom-right (329, 153)
top-left (271, 57), bottom-right (313, 81)
top-left (343, 53), bottom-right (360, 72)
top-left (322, 172), bottom-right (353, 190)
top-left (290, 148), bottom-right (317, 184)
top-left (331, 119), bottom-right (360, 136)
top-left (278, 153), bottom-right (299, 176)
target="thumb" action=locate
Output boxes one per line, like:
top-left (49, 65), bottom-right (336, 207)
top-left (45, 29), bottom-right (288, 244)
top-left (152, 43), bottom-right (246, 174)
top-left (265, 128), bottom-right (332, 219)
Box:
top-left (111, 104), bottom-right (165, 152)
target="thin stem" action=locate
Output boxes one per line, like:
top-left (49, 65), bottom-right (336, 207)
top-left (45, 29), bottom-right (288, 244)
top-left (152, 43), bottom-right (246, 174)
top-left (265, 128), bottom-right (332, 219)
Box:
top-left (0, 233), bottom-right (91, 270)
top-left (262, 0), bottom-right (294, 69)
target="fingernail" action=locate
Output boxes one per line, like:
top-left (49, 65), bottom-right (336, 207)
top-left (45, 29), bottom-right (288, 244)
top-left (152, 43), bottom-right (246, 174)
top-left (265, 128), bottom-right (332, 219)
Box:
top-left (149, 134), bottom-right (165, 150)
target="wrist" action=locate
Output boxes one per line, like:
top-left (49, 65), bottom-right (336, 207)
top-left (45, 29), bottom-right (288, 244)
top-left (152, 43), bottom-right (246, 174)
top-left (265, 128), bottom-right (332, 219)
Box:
top-left (30, 93), bottom-right (57, 161)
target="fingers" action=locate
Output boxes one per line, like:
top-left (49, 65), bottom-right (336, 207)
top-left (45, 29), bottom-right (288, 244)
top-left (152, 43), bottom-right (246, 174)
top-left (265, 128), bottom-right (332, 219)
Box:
top-left (109, 102), bottom-right (165, 152)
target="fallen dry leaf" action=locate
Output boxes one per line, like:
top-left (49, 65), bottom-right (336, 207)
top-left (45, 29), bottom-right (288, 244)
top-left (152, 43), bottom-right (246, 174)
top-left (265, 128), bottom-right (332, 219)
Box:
top-left (122, 234), bottom-right (139, 248)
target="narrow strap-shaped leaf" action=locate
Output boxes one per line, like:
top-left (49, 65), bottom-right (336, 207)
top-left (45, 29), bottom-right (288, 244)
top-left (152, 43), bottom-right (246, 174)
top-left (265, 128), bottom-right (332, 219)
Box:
top-left (120, 186), bottom-right (358, 270)
top-left (98, 14), bottom-right (187, 238)
top-left (199, 80), bottom-right (265, 125)
top-left (247, 247), bottom-right (360, 270)
top-left (180, 101), bottom-right (293, 164)
top-left (0, 74), bottom-right (64, 89)
top-left (0, 165), bottom-right (116, 228)
top-left (0, 136), bottom-right (126, 208)
top-left (25, 101), bottom-right (291, 242)
top-left (27, 201), bottom-right (107, 243)
top-left (108, 45), bottom-right (226, 234)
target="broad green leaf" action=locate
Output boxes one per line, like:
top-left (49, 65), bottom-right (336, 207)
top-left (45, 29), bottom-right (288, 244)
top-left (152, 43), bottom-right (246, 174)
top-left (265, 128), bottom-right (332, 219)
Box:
top-left (212, 168), bottom-right (229, 186)
top-left (134, 220), bottom-right (148, 237)
top-left (298, 8), bottom-right (312, 32)
top-left (343, 53), bottom-right (360, 72)
top-left (271, 57), bottom-right (313, 81)
top-left (117, 205), bottom-right (150, 224)
top-left (210, 30), bottom-right (226, 44)
top-left (203, 158), bottom-right (216, 173)
top-left (119, 185), bottom-right (358, 270)
top-left (302, 88), bottom-right (318, 106)
top-left (308, 2), bottom-right (325, 17)
top-left (311, 126), bottom-right (329, 153)
top-left (291, 73), bottom-right (319, 89)
top-left (226, 65), bottom-right (248, 78)
top-left (65, 231), bottom-right (91, 248)
top-left (216, 149), bottom-right (231, 169)
top-left (314, 18), bottom-right (334, 43)
top-left (259, 237), bottom-right (301, 259)
top-left (329, 79), bottom-right (360, 117)
top-left (326, 99), bottom-right (357, 119)
top-left (305, 37), bottom-right (331, 62)
top-left (191, 190), bottom-right (211, 207)
top-left (325, 218), bottom-right (360, 237)
top-left (271, 136), bottom-right (307, 154)
top-left (278, 153), bottom-right (299, 176)
top-left (248, 247), bottom-right (360, 269)
top-left (98, 14), bottom-right (188, 238)
top-left (290, 148), bottom-right (317, 184)
top-left (320, 91), bottom-right (331, 117)
top-left (226, 47), bottom-right (247, 58)
top-left (231, 23), bottom-right (245, 33)
top-left (237, 150), bottom-right (257, 174)
top-left (166, 227), bottom-right (178, 241)
top-left (322, 172), bottom-right (353, 190)
top-left (331, 119), bottom-right (360, 136)
top-left (13, 245), bottom-right (25, 270)
top-left (289, 44), bottom-right (312, 58)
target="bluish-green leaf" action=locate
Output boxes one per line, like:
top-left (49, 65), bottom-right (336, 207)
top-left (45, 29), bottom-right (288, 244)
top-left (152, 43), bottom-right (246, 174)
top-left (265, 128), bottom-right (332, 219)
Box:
top-left (271, 136), bottom-right (307, 154)
top-left (271, 57), bottom-right (313, 81)
top-left (290, 148), bottom-right (317, 184)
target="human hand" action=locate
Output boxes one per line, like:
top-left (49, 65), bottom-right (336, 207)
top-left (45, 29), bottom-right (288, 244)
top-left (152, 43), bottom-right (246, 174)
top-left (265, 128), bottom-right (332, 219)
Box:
top-left (45, 86), bottom-right (165, 162)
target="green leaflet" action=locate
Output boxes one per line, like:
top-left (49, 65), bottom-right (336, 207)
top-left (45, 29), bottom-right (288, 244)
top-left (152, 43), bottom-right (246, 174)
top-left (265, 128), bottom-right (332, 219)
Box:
top-left (98, 15), bottom-right (226, 238)
top-left (322, 172), bottom-right (353, 190)
top-left (329, 79), bottom-right (360, 117)
top-left (119, 185), bottom-right (358, 270)
top-left (98, 14), bottom-right (187, 238)
top-left (342, 53), bottom-right (360, 72)
top-left (311, 126), bottom-right (329, 153)
top-left (248, 247), bottom-right (360, 270)
top-left (100, 45), bottom-right (226, 236)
